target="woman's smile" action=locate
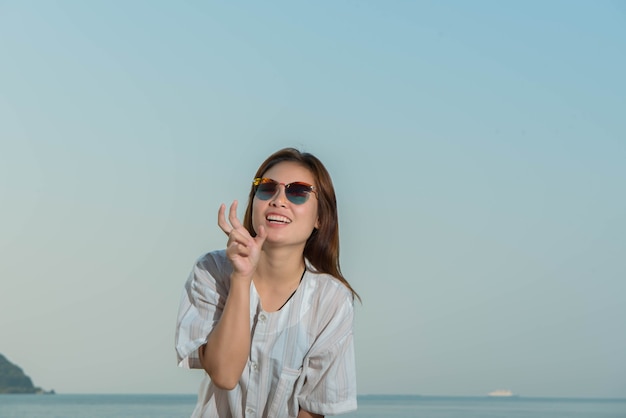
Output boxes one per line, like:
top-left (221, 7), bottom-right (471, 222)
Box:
top-left (265, 212), bottom-right (292, 225)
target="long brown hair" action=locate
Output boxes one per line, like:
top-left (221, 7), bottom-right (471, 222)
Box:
top-left (243, 148), bottom-right (360, 302)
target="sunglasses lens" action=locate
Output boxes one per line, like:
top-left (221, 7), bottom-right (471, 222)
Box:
top-left (254, 179), bottom-right (314, 204)
top-left (255, 182), bottom-right (278, 200)
top-left (286, 184), bottom-right (312, 205)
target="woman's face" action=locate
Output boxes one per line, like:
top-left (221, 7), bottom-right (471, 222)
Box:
top-left (252, 161), bottom-right (319, 249)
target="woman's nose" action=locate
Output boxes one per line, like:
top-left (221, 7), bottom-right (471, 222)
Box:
top-left (270, 185), bottom-right (288, 207)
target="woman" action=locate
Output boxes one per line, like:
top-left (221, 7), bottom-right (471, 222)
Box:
top-left (176, 148), bottom-right (359, 417)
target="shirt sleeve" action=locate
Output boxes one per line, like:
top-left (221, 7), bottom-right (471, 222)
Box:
top-left (297, 288), bottom-right (358, 415)
top-left (175, 251), bottom-right (231, 369)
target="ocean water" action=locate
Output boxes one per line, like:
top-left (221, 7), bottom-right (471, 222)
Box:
top-left (343, 396), bottom-right (626, 418)
top-left (0, 394), bottom-right (624, 418)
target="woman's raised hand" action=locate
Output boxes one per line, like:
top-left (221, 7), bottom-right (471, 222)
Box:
top-left (218, 201), bottom-right (267, 280)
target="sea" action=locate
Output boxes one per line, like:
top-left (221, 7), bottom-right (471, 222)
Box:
top-left (0, 394), bottom-right (624, 418)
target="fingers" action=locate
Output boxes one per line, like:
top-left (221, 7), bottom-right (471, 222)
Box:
top-left (218, 200), bottom-right (261, 257)
top-left (218, 200), bottom-right (246, 236)
top-left (255, 224), bottom-right (267, 245)
top-left (228, 200), bottom-right (244, 230)
top-left (226, 226), bottom-right (256, 263)
top-left (217, 203), bottom-right (232, 236)
top-left (227, 232), bottom-right (252, 256)
top-left (217, 200), bottom-right (261, 278)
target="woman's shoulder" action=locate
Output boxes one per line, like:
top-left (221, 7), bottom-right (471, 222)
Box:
top-left (195, 249), bottom-right (227, 265)
top-left (305, 268), bottom-right (354, 305)
top-left (301, 269), bottom-right (355, 339)
top-left (192, 249), bottom-right (232, 279)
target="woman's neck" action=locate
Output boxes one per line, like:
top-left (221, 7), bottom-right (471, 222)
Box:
top-left (255, 246), bottom-right (306, 285)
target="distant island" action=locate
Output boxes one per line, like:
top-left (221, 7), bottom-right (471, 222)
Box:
top-left (0, 353), bottom-right (54, 394)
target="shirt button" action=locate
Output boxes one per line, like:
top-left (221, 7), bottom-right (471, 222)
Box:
top-left (246, 407), bottom-right (254, 413)
top-left (252, 363), bottom-right (258, 370)
top-left (259, 314), bottom-right (267, 322)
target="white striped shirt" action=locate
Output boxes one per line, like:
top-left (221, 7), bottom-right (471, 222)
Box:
top-left (175, 250), bottom-right (357, 417)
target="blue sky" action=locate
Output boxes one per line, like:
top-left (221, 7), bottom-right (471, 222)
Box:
top-left (1, 1), bottom-right (625, 398)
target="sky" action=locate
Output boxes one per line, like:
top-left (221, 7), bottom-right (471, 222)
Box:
top-left (1, 1), bottom-right (625, 399)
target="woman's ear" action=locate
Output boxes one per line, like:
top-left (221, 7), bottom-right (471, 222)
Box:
top-left (314, 217), bottom-right (320, 230)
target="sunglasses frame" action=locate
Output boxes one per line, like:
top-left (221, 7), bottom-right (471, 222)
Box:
top-left (253, 177), bottom-right (317, 204)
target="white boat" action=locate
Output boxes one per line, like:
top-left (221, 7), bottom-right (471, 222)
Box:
top-left (488, 389), bottom-right (516, 397)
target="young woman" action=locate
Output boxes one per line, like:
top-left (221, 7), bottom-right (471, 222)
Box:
top-left (175, 148), bottom-right (359, 418)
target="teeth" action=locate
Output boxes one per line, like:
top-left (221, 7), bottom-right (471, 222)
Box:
top-left (267, 215), bottom-right (291, 224)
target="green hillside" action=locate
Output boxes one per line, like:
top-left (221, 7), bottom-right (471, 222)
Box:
top-left (0, 353), bottom-right (50, 394)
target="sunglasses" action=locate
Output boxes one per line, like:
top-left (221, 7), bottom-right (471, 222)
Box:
top-left (253, 177), bottom-right (317, 205)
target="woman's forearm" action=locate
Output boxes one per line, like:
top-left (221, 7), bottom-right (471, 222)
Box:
top-left (201, 276), bottom-right (251, 389)
top-left (298, 409), bottom-right (323, 418)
